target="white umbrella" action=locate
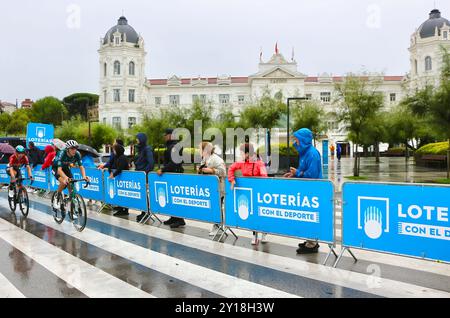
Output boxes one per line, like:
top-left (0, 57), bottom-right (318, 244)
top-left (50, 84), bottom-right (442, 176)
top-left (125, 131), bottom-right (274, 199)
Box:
top-left (52, 138), bottom-right (66, 150)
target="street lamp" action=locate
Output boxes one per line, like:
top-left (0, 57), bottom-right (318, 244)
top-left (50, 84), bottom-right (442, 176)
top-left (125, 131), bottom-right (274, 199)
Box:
top-left (286, 97), bottom-right (308, 167)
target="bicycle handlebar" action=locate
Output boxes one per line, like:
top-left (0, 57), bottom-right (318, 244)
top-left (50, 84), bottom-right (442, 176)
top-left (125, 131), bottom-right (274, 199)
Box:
top-left (69, 179), bottom-right (90, 189)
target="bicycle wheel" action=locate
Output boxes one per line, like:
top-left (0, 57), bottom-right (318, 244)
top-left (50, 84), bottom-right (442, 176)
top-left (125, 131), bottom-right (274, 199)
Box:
top-left (51, 192), bottom-right (65, 224)
top-left (71, 194), bottom-right (87, 232)
top-left (18, 188), bottom-right (29, 217)
top-left (8, 187), bottom-right (17, 212)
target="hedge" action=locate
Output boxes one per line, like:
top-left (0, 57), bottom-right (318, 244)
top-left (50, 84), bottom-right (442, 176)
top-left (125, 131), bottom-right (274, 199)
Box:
top-left (415, 142), bottom-right (449, 155)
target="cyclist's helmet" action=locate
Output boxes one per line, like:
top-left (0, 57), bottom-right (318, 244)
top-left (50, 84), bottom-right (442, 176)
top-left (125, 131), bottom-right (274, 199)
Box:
top-left (15, 145), bottom-right (25, 153)
top-left (66, 140), bottom-right (79, 149)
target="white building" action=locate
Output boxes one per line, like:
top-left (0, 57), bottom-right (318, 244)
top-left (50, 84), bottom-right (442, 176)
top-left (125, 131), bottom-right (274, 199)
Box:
top-left (98, 9), bottom-right (450, 152)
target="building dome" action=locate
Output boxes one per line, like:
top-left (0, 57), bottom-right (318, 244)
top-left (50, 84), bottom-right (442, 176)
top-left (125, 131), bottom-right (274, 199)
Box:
top-left (418, 9), bottom-right (450, 39)
top-left (103, 16), bottom-right (140, 45)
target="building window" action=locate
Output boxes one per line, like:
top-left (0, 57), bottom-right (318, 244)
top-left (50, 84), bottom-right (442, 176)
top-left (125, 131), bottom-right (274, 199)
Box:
top-left (169, 95), bottom-right (180, 106)
top-left (103, 90), bottom-right (107, 103)
top-left (192, 94), bottom-right (207, 104)
top-left (129, 62), bottom-right (135, 76)
top-left (102, 117), bottom-right (107, 124)
top-left (112, 117), bottom-right (121, 130)
top-left (444, 31), bottom-right (448, 39)
top-left (155, 97), bottom-right (161, 106)
top-left (327, 121), bottom-right (338, 131)
top-left (219, 94), bottom-right (230, 105)
top-left (104, 63), bottom-right (107, 77)
top-left (128, 117), bottom-right (137, 129)
top-left (113, 89), bottom-right (120, 102)
top-left (425, 56), bottom-right (432, 71)
top-left (390, 93), bottom-right (396, 102)
top-left (238, 95), bottom-right (245, 105)
top-left (114, 61), bottom-right (121, 75)
top-left (305, 94), bottom-right (312, 100)
top-left (320, 92), bottom-right (331, 103)
top-left (414, 59), bottom-right (418, 75)
top-left (129, 89), bottom-right (135, 103)
top-left (114, 37), bottom-right (120, 45)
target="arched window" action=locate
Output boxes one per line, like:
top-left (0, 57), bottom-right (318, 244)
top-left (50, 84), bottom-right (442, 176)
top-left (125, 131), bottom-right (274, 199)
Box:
top-left (425, 56), bottom-right (432, 71)
top-left (414, 60), bottom-right (418, 75)
top-left (104, 63), bottom-right (107, 77)
top-left (114, 61), bottom-right (121, 75)
top-left (129, 61), bottom-right (135, 76)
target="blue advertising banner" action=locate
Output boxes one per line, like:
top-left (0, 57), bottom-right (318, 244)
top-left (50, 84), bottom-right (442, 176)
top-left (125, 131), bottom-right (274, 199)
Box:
top-left (0, 164), bottom-right (9, 184)
top-left (71, 168), bottom-right (104, 201)
top-left (342, 182), bottom-right (450, 263)
top-left (148, 173), bottom-right (221, 223)
top-left (26, 123), bottom-right (54, 150)
top-left (104, 171), bottom-right (148, 211)
top-left (225, 177), bottom-right (335, 243)
top-left (29, 165), bottom-right (49, 190)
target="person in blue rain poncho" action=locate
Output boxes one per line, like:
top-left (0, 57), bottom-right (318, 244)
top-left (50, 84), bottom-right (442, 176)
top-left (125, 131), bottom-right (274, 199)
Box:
top-left (284, 128), bottom-right (323, 254)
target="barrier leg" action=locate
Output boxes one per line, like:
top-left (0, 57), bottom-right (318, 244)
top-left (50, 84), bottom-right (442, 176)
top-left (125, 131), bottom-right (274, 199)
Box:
top-left (323, 244), bottom-right (338, 266)
top-left (333, 247), bottom-right (358, 268)
top-left (213, 225), bottom-right (238, 242)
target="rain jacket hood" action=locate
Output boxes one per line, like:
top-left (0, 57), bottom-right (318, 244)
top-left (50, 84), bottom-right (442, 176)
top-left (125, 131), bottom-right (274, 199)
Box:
top-left (293, 128), bottom-right (313, 156)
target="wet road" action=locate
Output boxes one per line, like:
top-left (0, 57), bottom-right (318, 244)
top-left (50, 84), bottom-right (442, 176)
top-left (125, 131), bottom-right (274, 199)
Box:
top-left (0, 186), bottom-right (449, 298)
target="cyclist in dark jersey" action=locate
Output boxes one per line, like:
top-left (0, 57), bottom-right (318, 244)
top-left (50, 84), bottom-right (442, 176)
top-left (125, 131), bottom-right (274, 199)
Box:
top-left (7, 145), bottom-right (34, 198)
top-left (52, 140), bottom-right (89, 209)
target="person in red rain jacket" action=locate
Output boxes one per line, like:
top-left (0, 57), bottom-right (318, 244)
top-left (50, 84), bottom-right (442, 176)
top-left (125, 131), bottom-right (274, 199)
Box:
top-left (228, 143), bottom-right (268, 245)
top-left (41, 145), bottom-right (56, 170)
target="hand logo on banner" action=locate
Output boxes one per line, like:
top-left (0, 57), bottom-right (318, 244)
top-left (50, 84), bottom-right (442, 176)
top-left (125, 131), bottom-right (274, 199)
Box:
top-left (108, 178), bottom-right (116, 199)
top-left (36, 127), bottom-right (45, 138)
top-left (155, 182), bottom-right (169, 208)
top-left (358, 196), bottom-right (390, 240)
top-left (364, 206), bottom-right (383, 239)
top-left (238, 195), bottom-right (250, 221)
top-left (234, 188), bottom-right (253, 221)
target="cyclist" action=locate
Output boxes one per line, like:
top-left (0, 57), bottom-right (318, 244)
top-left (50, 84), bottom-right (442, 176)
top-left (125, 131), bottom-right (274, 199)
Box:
top-left (7, 145), bottom-right (34, 198)
top-left (52, 140), bottom-right (89, 209)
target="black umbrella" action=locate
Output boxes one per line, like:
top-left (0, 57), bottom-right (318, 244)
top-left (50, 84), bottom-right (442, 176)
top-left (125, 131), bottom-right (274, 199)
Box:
top-left (77, 144), bottom-right (100, 157)
top-left (0, 143), bottom-right (16, 154)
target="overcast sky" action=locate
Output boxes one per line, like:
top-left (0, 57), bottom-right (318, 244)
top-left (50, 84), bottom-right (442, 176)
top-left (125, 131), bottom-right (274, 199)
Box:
top-left (1, 0), bottom-right (449, 103)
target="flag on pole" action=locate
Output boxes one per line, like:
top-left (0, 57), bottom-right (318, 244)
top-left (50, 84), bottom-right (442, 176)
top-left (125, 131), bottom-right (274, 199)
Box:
top-left (259, 47), bottom-right (263, 62)
top-left (275, 42), bottom-right (279, 54)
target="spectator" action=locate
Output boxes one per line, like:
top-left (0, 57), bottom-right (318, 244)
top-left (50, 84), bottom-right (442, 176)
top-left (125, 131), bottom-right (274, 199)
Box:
top-left (99, 139), bottom-right (125, 213)
top-left (337, 144), bottom-right (342, 161)
top-left (134, 133), bottom-right (155, 222)
top-left (27, 141), bottom-right (44, 168)
top-left (284, 128), bottom-right (323, 254)
top-left (98, 139), bottom-right (124, 170)
top-left (41, 145), bottom-right (56, 170)
top-left (228, 143), bottom-right (268, 245)
top-left (157, 129), bottom-right (185, 228)
top-left (197, 142), bottom-right (226, 236)
top-left (108, 143), bottom-right (130, 216)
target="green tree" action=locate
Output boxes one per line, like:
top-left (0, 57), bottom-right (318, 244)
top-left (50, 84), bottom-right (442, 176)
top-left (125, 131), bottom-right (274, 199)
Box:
top-left (431, 47), bottom-right (450, 178)
top-left (55, 117), bottom-right (117, 151)
top-left (360, 112), bottom-right (388, 163)
top-left (6, 110), bottom-right (30, 136)
top-left (63, 93), bottom-right (99, 120)
top-left (31, 96), bottom-right (68, 126)
top-left (291, 101), bottom-right (327, 144)
top-left (131, 112), bottom-right (170, 149)
top-left (0, 112), bottom-right (12, 135)
top-left (335, 74), bottom-right (384, 176)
